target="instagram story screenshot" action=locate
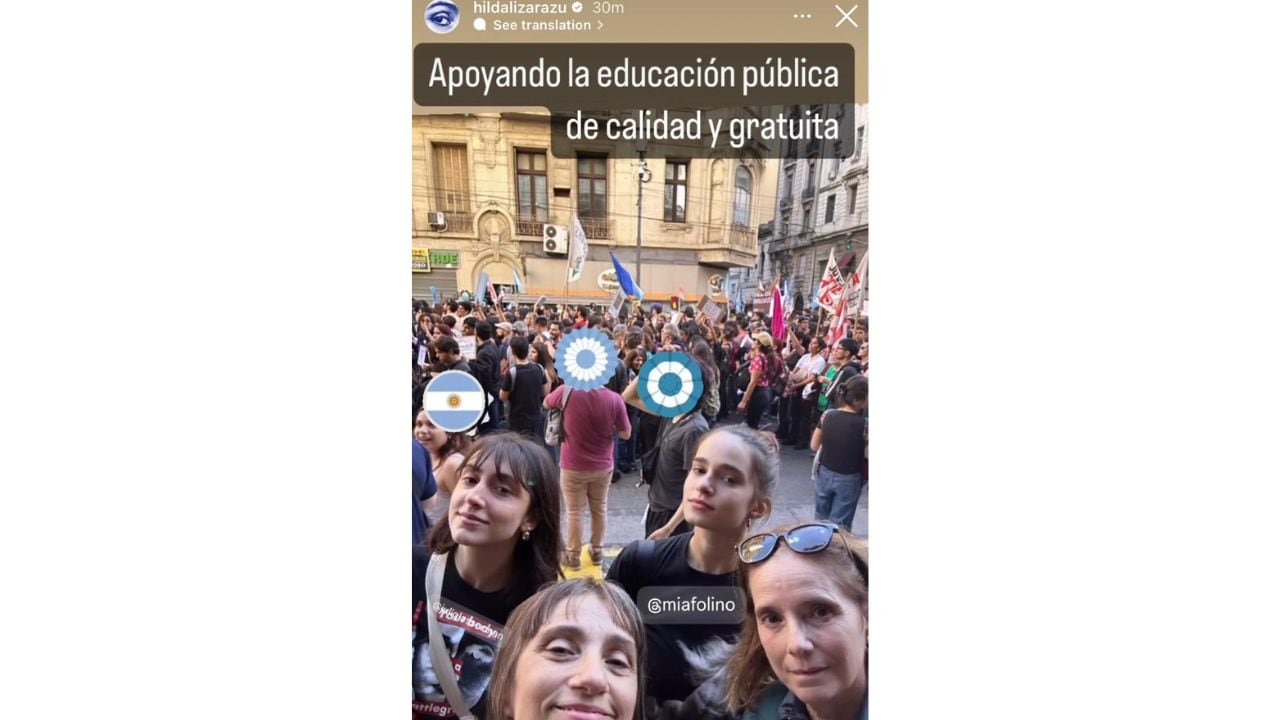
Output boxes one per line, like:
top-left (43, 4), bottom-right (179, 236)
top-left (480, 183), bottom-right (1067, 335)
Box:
top-left (411, 3), bottom-right (869, 720)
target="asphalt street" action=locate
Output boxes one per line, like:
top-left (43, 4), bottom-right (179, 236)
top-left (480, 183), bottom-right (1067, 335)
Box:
top-left (561, 413), bottom-right (869, 579)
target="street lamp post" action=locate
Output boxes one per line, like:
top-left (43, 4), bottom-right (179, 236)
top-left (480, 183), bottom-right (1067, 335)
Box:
top-left (635, 137), bottom-right (650, 286)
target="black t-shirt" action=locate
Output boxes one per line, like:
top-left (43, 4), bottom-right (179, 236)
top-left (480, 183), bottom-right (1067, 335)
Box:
top-left (605, 533), bottom-right (741, 706)
top-left (649, 413), bottom-right (709, 512)
top-left (501, 363), bottom-right (545, 435)
top-left (819, 409), bottom-right (867, 475)
top-left (412, 548), bottom-right (518, 720)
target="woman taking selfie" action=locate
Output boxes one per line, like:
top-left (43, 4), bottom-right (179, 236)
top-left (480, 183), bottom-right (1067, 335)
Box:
top-left (412, 433), bottom-right (563, 720)
top-left (726, 523), bottom-right (869, 720)
top-left (414, 408), bottom-right (471, 526)
top-left (607, 413), bottom-right (778, 713)
top-left (486, 578), bottom-right (646, 720)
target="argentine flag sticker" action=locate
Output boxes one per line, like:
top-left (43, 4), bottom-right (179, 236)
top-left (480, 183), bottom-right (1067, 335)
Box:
top-left (422, 370), bottom-right (487, 432)
top-left (637, 351), bottom-right (704, 417)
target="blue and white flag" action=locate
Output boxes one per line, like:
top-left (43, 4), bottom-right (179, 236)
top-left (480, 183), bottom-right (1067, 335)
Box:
top-left (422, 370), bottom-right (487, 432)
top-left (429, 286), bottom-right (440, 305)
top-left (476, 271), bottom-right (490, 305)
top-left (608, 252), bottom-right (645, 301)
top-left (512, 267), bottom-right (526, 294)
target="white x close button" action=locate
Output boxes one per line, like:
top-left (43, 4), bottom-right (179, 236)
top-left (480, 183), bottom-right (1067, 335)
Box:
top-left (835, 4), bottom-right (859, 28)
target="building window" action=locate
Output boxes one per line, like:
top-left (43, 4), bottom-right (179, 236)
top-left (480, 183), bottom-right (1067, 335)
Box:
top-left (802, 206), bottom-right (811, 233)
top-left (805, 158), bottom-right (817, 193)
top-left (784, 169), bottom-right (794, 200)
top-left (576, 154), bottom-right (609, 238)
top-left (576, 155), bottom-right (607, 217)
top-left (733, 166), bottom-right (752, 227)
top-left (848, 183), bottom-right (859, 217)
top-left (664, 160), bottom-right (688, 223)
top-left (825, 195), bottom-right (836, 224)
top-left (854, 125), bottom-right (866, 159)
top-left (432, 143), bottom-right (470, 214)
top-left (780, 210), bottom-right (791, 238)
top-left (515, 150), bottom-right (548, 235)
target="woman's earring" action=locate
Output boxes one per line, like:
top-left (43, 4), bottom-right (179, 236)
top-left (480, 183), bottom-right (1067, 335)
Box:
top-left (522, 528), bottom-right (531, 541)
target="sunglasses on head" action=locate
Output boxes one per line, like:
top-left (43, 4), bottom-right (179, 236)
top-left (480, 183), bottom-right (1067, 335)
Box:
top-left (738, 523), bottom-right (867, 583)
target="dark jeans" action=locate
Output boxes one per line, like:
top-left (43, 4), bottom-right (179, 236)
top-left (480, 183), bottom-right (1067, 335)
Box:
top-left (789, 393), bottom-right (815, 446)
top-left (480, 397), bottom-right (502, 434)
top-left (614, 407), bottom-right (639, 469)
top-left (775, 391), bottom-right (793, 438)
top-left (719, 371), bottom-right (736, 419)
top-left (745, 387), bottom-right (773, 429)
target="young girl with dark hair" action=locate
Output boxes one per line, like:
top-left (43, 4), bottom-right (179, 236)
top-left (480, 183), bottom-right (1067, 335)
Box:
top-left (412, 433), bottom-right (563, 720)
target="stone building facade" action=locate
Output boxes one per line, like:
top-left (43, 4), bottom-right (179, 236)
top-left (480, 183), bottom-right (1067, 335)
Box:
top-left (728, 103), bottom-right (869, 315)
top-left (412, 111), bottom-right (777, 306)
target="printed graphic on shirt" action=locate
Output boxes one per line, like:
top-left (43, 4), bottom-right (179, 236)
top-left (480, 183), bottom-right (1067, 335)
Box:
top-left (411, 598), bottom-right (504, 718)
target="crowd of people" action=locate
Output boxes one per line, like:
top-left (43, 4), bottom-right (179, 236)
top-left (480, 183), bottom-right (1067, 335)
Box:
top-left (412, 295), bottom-right (870, 720)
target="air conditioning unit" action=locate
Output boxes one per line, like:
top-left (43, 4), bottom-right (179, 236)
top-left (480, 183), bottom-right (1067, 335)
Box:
top-left (543, 224), bottom-right (569, 255)
top-left (426, 211), bottom-right (447, 231)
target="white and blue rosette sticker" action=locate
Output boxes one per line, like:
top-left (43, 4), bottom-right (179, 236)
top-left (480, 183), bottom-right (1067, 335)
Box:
top-left (637, 352), bottom-right (704, 417)
top-left (555, 327), bottom-right (619, 391)
top-left (422, 370), bottom-right (487, 432)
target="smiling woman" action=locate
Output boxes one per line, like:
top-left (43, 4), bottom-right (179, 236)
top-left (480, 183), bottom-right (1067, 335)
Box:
top-left (487, 579), bottom-right (647, 720)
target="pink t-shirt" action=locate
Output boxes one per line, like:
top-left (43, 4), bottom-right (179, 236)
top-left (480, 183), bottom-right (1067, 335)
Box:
top-left (545, 386), bottom-right (631, 471)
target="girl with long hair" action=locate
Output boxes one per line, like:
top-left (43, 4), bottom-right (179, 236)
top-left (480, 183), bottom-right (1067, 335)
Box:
top-left (606, 421), bottom-right (779, 715)
top-left (412, 433), bottom-right (563, 720)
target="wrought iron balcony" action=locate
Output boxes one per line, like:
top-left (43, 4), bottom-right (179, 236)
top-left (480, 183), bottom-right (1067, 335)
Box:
top-left (578, 216), bottom-right (612, 240)
top-left (516, 219), bottom-right (544, 237)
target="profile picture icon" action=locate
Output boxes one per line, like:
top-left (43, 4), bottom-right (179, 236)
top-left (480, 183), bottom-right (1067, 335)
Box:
top-left (424, 0), bottom-right (460, 34)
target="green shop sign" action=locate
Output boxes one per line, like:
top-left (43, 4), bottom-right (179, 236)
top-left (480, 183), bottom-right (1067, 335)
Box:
top-left (412, 249), bottom-right (459, 273)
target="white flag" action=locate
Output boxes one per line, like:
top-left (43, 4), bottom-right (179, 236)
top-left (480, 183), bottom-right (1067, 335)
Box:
top-left (568, 216), bottom-right (588, 283)
top-left (816, 248), bottom-right (846, 312)
top-left (846, 252), bottom-right (869, 313)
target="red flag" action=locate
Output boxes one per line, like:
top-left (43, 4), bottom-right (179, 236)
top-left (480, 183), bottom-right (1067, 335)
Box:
top-left (487, 279), bottom-right (501, 306)
top-left (771, 282), bottom-right (785, 339)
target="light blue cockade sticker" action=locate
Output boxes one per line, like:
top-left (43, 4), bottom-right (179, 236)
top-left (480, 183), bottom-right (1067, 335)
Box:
top-left (555, 327), bottom-right (620, 391)
top-left (637, 351), bottom-right (704, 417)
